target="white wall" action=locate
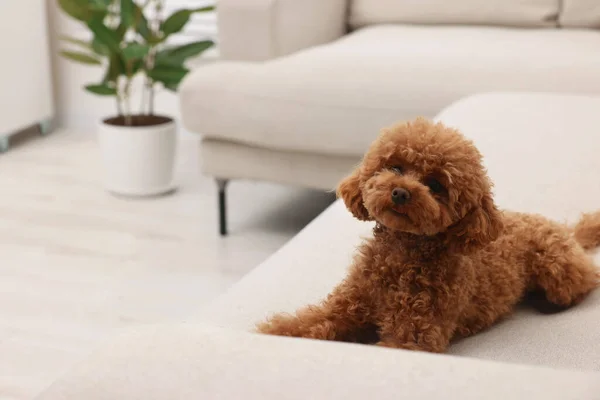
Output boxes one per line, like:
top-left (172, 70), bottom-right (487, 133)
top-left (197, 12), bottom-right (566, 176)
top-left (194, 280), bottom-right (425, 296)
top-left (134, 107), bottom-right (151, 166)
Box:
top-left (47, 1), bottom-right (217, 134)
top-left (0, 1), bottom-right (54, 135)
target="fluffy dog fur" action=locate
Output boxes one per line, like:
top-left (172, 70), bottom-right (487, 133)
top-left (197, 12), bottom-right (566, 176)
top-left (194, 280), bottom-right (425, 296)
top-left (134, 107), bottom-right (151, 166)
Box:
top-left (257, 118), bottom-right (600, 353)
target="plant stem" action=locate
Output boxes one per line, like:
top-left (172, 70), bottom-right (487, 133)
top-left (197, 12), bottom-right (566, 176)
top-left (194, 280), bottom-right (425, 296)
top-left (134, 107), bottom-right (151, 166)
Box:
top-left (140, 77), bottom-right (154, 116)
top-left (116, 95), bottom-right (123, 116)
top-left (116, 76), bottom-right (124, 116)
top-left (140, 80), bottom-right (147, 115)
top-left (124, 78), bottom-right (132, 126)
top-left (147, 0), bottom-right (164, 116)
top-left (143, 47), bottom-right (156, 115)
top-left (148, 81), bottom-right (154, 115)
top-left (124, 58), bottom-right (133, 126)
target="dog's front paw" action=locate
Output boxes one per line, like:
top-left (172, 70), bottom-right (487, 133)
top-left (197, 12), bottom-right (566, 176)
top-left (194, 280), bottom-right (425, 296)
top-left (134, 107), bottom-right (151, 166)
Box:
top-left (256, 313), bottom-right (304, 337)
top-left (375, 338), bottom-right (433, 352)
top-left (256, 313), bottom-right (337, 340)
top-left (375, 340), bottom-right (415, 350)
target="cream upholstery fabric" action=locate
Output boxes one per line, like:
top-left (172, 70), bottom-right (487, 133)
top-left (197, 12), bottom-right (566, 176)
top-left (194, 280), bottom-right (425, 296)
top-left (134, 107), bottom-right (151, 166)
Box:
top-left (181, 26), bottom-right (600, 158)
top-left (559, 0), bottom-right (600, 28)
top-left (201, 139), bottom-right (359, 191)
top-left (198, 93), bottom-right (600, 371)
top-left (38, 324), bottom-right (600, 400)
top-left (37, 93), bottom-right (600, 399)
top-left (217, 0), bottom-right (347, 61)
top-left (436, 93), bottom-right (600, 223)
top-left (350, 0), bottom-right (559, 28)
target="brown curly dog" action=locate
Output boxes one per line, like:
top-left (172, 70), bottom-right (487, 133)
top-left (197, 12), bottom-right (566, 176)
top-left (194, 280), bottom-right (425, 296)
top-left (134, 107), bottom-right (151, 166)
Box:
top-left (257, 118), bottom-right (600, 353)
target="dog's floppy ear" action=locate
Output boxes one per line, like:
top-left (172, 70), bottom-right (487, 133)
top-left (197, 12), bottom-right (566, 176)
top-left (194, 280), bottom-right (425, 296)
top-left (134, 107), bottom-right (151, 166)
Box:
top-left (336, 168), bottom-right (371, 221)
top-left (446, 194), bottom-right (503, 253)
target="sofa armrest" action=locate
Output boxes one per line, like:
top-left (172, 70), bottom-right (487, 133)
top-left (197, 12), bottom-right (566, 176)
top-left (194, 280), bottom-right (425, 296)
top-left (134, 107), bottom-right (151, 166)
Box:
top-left (37, 324), bottom-right (599, 400)
top-left (218, 0), bottom-right (348, 61)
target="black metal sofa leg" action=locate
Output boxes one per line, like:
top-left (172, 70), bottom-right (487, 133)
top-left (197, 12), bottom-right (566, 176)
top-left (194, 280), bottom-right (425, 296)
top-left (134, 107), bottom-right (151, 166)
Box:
top-left (216, 179), bottom-right (229, 236)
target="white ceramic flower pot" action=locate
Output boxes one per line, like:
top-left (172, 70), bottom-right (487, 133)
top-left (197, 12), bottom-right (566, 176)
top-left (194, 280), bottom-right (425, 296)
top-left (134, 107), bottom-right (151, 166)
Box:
top-left (98, 116), bottom-right (177, 196)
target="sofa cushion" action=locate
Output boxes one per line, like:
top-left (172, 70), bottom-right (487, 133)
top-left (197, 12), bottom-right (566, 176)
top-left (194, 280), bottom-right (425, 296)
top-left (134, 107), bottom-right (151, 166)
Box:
top-left (201, 138), bottom-right (358, 191)
top-left (559, 0), bottom-right (600, 28)
top-left (349, 0), bottom-right (559, 28)
top-left (218, 0), bottom-right (347, 61)
top-left (436, 92), bottom-right (600, 222)
top-left (38, 324), bottom-right (600, 400)
top-left (197, 93), bottom-right (600, 372)
top-left (181, 26), bottom-right (600, 158)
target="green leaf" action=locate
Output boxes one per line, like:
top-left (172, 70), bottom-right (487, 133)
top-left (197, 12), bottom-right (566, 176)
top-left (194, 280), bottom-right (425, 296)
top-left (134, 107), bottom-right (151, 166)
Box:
top-left (60, 50), bottom-right (102, 65)
top-left (57, 0), bottom-right (90, 21)
top-left (88, 0), bottom-right (110, 13)
top-left (90, 0), bottom-right (111, 6)
top-left (164, 83), bottom-right (179, 92)
top-left (122, 43), bottom-right (150, 60)
top-left (103, 53), bottom-right (123, 83)
top-left (116, 23), bottom-right (128, 40)
top-left (130, 59), bottom-right (144, 75)
top-left (159, 7), bottom-right (215, 40)
top-left (120, 0), bottom-right (135, 28)
top-left (147, 64), bottom-right (189, 86)
top-left (87, 17), bottom-right (121, 53)
top-left (156, 40), bottom-right (213, 65)
top-left (193, 6), bottom-right (215, 13)
top-left (58, 0), bottom-right (108, 21)
top-left (153, 57), bottom-right (183, 70)
top-left (133, 4), bottom-right (155, 42)
top-left (161, 9), bottom-right (193, 36)
top-left (85, 83), bottom-right (117, 96)
top-left (60, 36), bottom-right (92, 50)
top-left (91, 37), bottom-right (110, 56)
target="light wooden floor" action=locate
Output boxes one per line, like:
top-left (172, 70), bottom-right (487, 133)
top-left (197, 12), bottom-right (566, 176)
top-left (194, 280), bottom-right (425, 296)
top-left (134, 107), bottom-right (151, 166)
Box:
top-left (0, 130), bottom-right (334, 400)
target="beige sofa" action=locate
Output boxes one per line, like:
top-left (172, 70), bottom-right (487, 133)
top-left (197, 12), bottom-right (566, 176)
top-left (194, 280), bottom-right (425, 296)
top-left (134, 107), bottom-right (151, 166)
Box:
top-left (39, 92), bottom-right (600, 399)
top-left (180, 0), bottom-right (600, 234)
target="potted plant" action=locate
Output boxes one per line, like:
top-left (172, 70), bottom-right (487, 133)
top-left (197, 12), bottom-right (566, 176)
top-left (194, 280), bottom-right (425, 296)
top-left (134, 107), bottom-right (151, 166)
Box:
top-left (57, 0), bottom-right (214, 196)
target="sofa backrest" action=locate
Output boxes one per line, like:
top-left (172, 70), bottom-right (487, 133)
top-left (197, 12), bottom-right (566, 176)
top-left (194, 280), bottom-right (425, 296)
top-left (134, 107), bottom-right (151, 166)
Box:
top-left (349, 0), bottom-right (600, 29)
top-left (560, 0), bottom-right (600, 28)
top-left (349, 0), bottom-right (560, 28)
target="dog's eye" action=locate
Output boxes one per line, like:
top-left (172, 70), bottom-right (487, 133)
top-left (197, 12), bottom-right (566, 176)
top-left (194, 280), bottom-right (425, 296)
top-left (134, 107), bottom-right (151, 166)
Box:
top-left (390, 166), bottom-right (403, 175)
top-left (426, 178), bottom-right (445, 194)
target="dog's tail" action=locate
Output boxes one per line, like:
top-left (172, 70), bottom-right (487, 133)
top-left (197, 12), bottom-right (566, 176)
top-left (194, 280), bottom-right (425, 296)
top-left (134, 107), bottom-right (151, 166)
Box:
top-left (574, 211), bottom-right (600, 250)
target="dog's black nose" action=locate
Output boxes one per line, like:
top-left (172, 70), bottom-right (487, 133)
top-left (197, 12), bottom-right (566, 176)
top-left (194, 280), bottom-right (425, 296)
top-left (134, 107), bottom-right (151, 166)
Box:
top-left (391, 188), bottom-right (411, 205)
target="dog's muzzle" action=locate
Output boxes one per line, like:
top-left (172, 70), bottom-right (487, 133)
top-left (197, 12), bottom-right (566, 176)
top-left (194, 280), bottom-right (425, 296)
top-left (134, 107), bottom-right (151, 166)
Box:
top-left (391, 188), bottom-right (411, 205)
